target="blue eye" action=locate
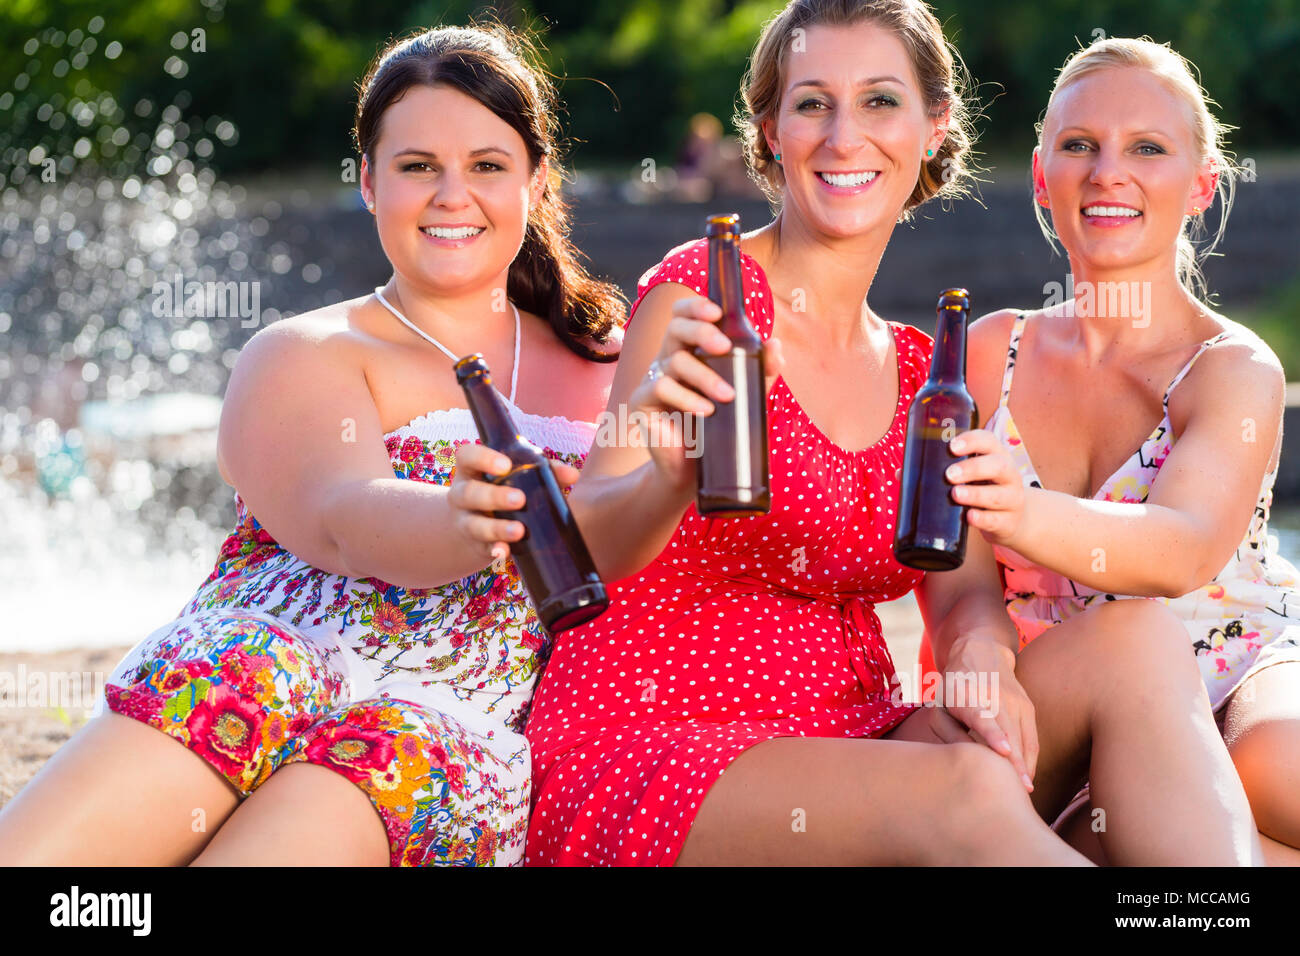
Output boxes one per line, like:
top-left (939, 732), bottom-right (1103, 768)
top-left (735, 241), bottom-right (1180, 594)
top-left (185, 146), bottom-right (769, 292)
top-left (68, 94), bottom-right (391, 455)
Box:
top-left (1136, 143), bottom-right (1165, 155)
top-left (1063, 140), bottom-right (1092, 153)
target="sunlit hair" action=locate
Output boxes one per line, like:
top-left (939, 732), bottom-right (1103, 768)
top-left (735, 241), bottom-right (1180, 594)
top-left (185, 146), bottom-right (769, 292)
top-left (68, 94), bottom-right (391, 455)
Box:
top-left (1035, 36), bottom-right (1242, 301)
top-left (737, 0), bottom-right (980, 220)
top-left (354, 22), bottom-right (624, 361)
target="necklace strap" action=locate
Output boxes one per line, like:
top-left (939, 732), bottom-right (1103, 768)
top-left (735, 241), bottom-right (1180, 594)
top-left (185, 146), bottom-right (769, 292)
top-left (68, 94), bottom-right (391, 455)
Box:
top-left (372, 285), bottom-right (520, 404)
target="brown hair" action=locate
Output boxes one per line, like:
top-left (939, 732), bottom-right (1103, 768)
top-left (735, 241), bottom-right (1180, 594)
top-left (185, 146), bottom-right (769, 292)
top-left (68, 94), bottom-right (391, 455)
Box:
top-left (353, 23), bottom-right (624, 361)
top-left (737, 0), bottom-right (980, 219)
top-left (1035, 36), bottom-right (1241, 302)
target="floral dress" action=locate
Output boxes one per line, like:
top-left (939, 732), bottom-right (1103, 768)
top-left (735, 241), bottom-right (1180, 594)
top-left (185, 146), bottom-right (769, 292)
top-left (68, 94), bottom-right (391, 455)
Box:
top-left (988, 311), bottom-right (1300, 712)
top-left (522, 240), bottom-right (929, 866)
top-left (100, 401), bottom-right (595, 865)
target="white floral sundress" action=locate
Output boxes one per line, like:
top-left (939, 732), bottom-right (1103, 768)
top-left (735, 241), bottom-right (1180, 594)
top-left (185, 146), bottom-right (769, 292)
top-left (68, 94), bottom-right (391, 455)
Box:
top-left (990, 311), bottom-right (1300, 713)
top-left (101, 399), bottom-right (596, 865)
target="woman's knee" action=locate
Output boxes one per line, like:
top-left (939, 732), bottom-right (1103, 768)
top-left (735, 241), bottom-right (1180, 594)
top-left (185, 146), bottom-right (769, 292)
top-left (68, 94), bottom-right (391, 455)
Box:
top-left (1226, 719), bottom-right (1300, 842)
top-left (1075, 599), bottom-right (1201, 680)
top-left (105, 613), bottom-right (347, 795)
top-left (930, 742), bottom-right (1035, 845)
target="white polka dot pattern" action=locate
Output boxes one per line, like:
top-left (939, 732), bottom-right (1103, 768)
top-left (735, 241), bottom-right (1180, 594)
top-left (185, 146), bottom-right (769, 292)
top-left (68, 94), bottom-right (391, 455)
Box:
top-left (523, 239), bottom-right (935, 866)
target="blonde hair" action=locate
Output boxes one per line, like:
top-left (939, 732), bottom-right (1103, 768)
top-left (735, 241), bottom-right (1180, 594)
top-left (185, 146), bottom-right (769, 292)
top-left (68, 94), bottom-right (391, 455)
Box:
top-left (737, 0), bottom-right (979, 219)
top-left (1035, 36), bottom-right (1241, 301)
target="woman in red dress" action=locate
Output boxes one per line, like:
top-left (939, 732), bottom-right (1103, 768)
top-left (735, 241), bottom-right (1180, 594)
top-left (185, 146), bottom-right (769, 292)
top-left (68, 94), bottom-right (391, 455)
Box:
top-left (520, 0), bottom-right (1262, 866)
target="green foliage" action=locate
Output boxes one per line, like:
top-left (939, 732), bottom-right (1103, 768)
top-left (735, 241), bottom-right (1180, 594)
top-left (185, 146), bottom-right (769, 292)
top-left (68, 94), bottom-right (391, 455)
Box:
top-left (1236, 276), bottom-right (1300, 379)
top-left (1, 0), bottom-right (1297, 174)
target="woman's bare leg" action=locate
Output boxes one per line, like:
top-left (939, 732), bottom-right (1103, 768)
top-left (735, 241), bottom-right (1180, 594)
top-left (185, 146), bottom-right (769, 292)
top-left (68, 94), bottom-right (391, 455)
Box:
top-left (1222, 661), bottom-right (1300, 860)
top-left (674, 725), bottom-right (1089, 866)
top-left (1055, 798), bottom-right (1108, 865)
top-left (189, 762), bottom-right (389, 866)
top-left (0, 712), bottom-right (240, 865)
top-left (1015, 599), bottom-right (1261, 866)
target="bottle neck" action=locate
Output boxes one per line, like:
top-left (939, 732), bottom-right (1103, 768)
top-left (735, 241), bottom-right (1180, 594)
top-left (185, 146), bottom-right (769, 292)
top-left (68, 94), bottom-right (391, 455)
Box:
top-left (930, 307), bottom-right (969, 383)
top-left (707, 233), bottom-right (754, 342)
top-left (461, 374), bottom-right (523, 450)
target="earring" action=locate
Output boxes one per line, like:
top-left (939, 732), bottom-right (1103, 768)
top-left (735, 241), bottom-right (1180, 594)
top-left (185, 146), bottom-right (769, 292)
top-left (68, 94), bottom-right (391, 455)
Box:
top-left (1192, 205), bottom-right (1202, 214)
top-left (774, 153), bottom-right (782, 163)
top-left (926, 149), bottom-right (934, 158)
top-left (366, 200), bottom-right (375, 212)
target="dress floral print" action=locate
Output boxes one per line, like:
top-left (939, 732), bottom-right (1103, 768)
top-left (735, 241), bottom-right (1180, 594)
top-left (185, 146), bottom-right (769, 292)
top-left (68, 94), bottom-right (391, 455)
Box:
top-left (103, 405), bottom-right (596, 865)
top-left (989, 311), bottom-right (1300, 711)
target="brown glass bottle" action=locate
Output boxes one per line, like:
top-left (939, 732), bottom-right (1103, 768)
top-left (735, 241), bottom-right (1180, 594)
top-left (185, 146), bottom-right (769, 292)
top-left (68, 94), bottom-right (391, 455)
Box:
top-left (694, 213), bottom-right (771, 517)
top-left (455, 354), bottom-right (608, 640)
top-left (893, 289), bottom-right (979, 571)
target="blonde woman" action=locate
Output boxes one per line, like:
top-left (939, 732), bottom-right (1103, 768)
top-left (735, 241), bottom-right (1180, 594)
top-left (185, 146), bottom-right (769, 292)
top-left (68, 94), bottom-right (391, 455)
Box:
top-left (937, 36), bottom-right (1300, 863)
top-left (522, 3), bottom-right (1260, 866)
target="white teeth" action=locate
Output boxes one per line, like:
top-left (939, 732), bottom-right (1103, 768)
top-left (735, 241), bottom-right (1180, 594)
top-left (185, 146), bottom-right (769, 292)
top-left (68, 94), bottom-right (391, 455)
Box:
top-left (420, 225), bottom-right (485, 239)
top-left (817, 171), bottom-right (878, 188)
top-left (1082, 206), bottom-right (1141, 218)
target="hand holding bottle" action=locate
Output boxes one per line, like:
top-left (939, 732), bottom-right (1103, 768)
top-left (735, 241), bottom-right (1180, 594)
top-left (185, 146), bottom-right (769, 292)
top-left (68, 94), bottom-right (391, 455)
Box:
top-left (627, 294), bottom-right (784, 494)
top-left (448, 442), bottom-right (582, 565)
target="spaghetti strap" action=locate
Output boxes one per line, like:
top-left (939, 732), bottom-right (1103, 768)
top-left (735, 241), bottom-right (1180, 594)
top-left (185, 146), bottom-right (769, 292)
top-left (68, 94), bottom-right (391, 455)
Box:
top-left (998, 312), bottom-right (1030, 408)
top-left (1162, 331), bottom-right (1233, 408)
top-left (373, 286), bottom-right (521, 404)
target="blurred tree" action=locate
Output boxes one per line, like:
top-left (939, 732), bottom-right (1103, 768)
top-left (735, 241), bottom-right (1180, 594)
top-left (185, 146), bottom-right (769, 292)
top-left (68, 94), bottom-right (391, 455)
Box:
top-left (0, 0), bottom-right (1296, 181)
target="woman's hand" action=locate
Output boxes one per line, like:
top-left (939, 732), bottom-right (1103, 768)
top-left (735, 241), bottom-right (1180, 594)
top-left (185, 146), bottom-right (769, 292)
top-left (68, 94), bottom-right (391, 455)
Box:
top-left (449, 443), bottom-right (582, 566)
top-left (626, 293), bottom-right (784, 489)
top-left (927, 633), bottom-right (1039, 792)
top-left (946, 429), bottom-right (1027, 547)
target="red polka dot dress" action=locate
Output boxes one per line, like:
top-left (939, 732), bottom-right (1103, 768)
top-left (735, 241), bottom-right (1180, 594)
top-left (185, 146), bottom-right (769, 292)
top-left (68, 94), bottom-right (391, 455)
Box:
top-left (523, 239), bottom-right (933, 866)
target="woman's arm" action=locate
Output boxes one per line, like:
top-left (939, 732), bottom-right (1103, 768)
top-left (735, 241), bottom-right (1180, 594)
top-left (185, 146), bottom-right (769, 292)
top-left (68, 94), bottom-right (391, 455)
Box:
top-left (916, 524), bottom-right (1037, 789)
top-left (569, 281), bottom-right (783, 581)
top-left (950, 335), bottom-right (1285, 598)
top-left (219, 319), bottom-right (548, 590)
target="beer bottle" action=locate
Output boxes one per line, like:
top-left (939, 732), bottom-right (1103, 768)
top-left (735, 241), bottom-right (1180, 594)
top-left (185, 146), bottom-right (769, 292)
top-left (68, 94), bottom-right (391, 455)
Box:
top-left (893, 289), bottom-right (979, 571)
top-left (695, 213), bottom-right (771, 517)
top-left (455, 354), bottom-right (609, 638)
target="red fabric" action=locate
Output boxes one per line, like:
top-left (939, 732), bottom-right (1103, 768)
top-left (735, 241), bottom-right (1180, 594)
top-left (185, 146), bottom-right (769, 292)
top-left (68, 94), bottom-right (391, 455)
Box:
top-left (523, 239), bottom-right (933, 866)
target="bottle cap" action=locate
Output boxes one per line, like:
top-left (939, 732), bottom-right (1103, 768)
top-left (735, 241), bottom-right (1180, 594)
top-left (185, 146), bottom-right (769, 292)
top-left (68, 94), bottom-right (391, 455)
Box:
top-left (454, 353), bottom-right (491, 385)
top-left (937, 288), bottom-right (971, 312)
top-left (705, 213), bottom-right (741, 237)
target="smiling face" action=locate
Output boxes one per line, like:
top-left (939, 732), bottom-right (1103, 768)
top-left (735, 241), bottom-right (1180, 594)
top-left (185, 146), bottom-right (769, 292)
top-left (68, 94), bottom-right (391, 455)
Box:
top-left (1035, 66), bottom-right (1217, 276)
top-left (762, 20), bottom-right (945, 240)
top-left (360, 84), bottom-right (543, 295)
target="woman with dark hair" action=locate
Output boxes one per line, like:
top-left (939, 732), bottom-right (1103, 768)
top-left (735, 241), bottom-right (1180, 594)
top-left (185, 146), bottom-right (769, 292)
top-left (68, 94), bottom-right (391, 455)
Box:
top-left (0, 23), bottom-right (622, 867)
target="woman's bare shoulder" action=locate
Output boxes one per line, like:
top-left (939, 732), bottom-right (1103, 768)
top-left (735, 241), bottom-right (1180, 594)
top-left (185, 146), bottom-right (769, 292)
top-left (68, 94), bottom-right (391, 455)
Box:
top-left (244, 294), bottom-right (376, 349)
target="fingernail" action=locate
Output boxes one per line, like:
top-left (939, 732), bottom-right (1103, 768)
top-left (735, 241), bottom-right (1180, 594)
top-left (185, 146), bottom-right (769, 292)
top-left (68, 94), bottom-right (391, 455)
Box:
top-left (951, 440), bottom-right (964, 453)
top-left (1022, 773), bottom-right (1034, 789)
top-left (717, 383), bottom-right (735, 400)
top-left (491, 544), bottom-right (506, 561)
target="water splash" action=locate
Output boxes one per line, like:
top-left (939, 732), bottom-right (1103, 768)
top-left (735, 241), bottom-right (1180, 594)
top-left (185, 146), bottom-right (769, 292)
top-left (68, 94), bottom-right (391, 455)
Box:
top-left (0, 14), bottom-right (312, 649)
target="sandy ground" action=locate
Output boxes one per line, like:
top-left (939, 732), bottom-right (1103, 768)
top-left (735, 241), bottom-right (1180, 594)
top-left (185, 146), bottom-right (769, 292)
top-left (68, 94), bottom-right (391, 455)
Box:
top-left (0, 597), bottom-right (924, 810)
